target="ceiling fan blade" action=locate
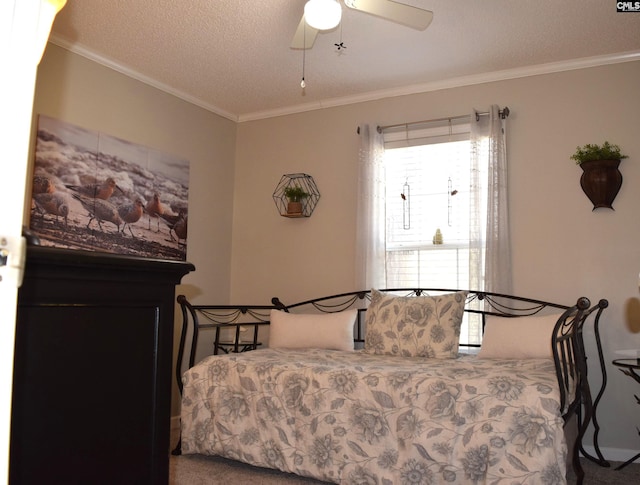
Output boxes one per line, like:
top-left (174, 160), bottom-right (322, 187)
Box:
top-left (290, 16), bottom-right (319, 49)
top-left (345, 0), bottom-right (433, 30)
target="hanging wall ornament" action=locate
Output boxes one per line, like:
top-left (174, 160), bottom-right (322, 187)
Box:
top-left (402, 181), bottom-right (410, 229)
top-left (447, 177), bottom-right (458, 226)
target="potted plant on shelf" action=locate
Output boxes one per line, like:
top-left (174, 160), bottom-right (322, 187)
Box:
top-left (571, 141), bottom-right (628, 210)
top-left (283, 186), bottom-right (309, 216)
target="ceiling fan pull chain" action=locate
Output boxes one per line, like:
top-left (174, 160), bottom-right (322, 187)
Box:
top-left (301, 22), bottom-right (307, 89)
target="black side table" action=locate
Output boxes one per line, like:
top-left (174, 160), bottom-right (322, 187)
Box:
top-left (612, 358), bottom-right (640, 470)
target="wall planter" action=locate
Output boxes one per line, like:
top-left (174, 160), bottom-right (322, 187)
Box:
top-left (571, 142), bottom-right (628, 211)
top-left (283, 186), bottom-right (308, 216)
top-left (272, 173), bottom-right (320, 218)
top-left (579, 159), bottom-right (623, 210)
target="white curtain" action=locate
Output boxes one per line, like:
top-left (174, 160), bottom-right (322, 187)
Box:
top-left (470, 105), bottom-right (512, 294)
top-left (355, 124), bottom-right (386, 290)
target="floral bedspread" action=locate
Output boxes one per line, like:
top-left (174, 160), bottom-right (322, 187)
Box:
top-left (181, 349), bottom-right (567, 484)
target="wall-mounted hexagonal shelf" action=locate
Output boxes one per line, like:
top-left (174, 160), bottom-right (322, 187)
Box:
top-left (272, 173), bottom-right (320, 218)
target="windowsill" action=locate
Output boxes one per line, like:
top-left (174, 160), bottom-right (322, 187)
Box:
top-left (387, 243), bottom-right (471, 251)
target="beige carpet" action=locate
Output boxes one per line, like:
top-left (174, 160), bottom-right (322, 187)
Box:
top-left (169, 453), bottom-right (325, 484)
top-left (169, 451), bottom-right (640, 484)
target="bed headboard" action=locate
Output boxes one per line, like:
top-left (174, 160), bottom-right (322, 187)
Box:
top-left (272, 289), bottom-right (572, 347)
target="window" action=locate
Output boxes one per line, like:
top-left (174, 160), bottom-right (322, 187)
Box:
top-left (384, 140), bottom-right (474, 288)
top-left (358, 109), bottom-right (509, 345)
top-left (381, 121), bottom-right (489, 345)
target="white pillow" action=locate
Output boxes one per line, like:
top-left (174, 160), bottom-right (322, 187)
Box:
top-left (478, 313), bottom-right (563, 359)
top-left (268, 309), bottom-right (357, 351)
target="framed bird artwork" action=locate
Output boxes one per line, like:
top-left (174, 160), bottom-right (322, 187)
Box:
top-left (28, 115), bottom-right (189, 261)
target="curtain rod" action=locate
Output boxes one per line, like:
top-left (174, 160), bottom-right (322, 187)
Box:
top-left (373, 106), bottom-right (510, 134)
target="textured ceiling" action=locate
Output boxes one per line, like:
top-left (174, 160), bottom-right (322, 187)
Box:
top-left (50, 0), bottom-right (640, 121)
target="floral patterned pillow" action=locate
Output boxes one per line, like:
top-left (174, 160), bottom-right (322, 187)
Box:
top-left (363, 289), bottom-right (467, 358)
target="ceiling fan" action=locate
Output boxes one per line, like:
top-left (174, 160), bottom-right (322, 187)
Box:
top-left (291, 0), bottom-right (434, 49)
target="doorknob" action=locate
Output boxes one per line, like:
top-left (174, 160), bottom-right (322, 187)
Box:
top-left (0, 235), bottom-right (26, 287)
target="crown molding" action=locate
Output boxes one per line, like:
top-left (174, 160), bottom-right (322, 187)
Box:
top-left (238, 51), bottom-right (640, 122)
top-left (47, 35), bottom-right (639, 124)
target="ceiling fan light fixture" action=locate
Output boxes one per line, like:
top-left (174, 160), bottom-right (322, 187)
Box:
top-left (304, 0), bottom-right (342, 31)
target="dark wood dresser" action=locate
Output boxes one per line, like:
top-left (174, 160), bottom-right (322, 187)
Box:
top-left (10, 246), bottom-right (194, 485)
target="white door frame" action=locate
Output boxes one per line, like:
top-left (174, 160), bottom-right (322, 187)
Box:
top-left (0, 1), bottom-right (66, 481)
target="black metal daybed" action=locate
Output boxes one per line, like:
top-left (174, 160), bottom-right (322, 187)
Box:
top-left (173, 289), bottom-right (609, 484)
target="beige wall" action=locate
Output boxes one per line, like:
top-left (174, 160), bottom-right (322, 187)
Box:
top-left (232, 61), bottom-right (640, 455)
top-left (32, 43), bottom-right (640, 456)
top-left (32, 44), bottom-right (238, 416)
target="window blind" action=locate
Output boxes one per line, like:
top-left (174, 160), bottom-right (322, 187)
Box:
top-left (382, 117), bottom-right (470, 149)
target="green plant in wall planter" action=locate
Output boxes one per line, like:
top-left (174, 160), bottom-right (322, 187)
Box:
top-left (283, 186), bottom-right (309, 215)
top-left (571, 141), bottom-right (628, 210)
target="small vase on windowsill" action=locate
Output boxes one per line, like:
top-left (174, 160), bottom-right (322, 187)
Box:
top-left (432, 228), bottom-right (443, 245)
